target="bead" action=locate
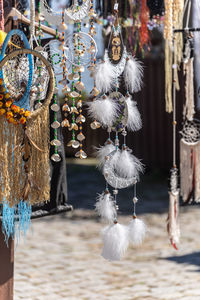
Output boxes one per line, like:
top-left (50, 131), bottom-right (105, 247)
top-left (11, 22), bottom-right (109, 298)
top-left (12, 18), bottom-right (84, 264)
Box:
top-left (77, 133), bottom-right (85, 141)
top-left (113, 189), bottom-right (118, 195)
top-left (133, 197), bottom-right (138, 204)
top-left (51, 153), bottom-right (61, 162)
top-left (51, 121), bottom-right (60, 129)
top-left (51, 139), bottom-right (61, 146)
top-left (51, 103), bottom-right (60, 112)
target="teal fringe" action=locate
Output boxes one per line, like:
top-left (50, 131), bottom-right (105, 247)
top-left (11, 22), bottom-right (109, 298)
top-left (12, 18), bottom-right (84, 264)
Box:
top-left (2, 200), bottom-right (32, 245)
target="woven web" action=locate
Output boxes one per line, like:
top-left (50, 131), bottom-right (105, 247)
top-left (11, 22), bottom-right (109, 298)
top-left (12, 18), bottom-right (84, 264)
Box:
top-left (2, 52), bottom-right (50, 110)
top-left (2, 53), bottom-right (30, 102)
top-left (180, 119), bottom-right (200, 143)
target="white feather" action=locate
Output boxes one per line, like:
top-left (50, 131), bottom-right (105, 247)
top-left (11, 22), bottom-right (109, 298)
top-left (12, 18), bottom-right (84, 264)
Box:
top-left (87, 96), bottom-right (119, 127)
top-left (101, 223), bottom-right (129, 261)
top-left (95, 191), bottom-right (117, 222)
top-left (95, 142), bottom-right (116, 169)
top-left (126, 96), bottom-right (142, 132)
top-left (128, 218), bottom-right (147, 245)
top-left (115, 148), bottom-right (144, 180)
top-left (94, 60), bottom-right (115, 93)
top-left (124, 56), bottom-right (143, 93)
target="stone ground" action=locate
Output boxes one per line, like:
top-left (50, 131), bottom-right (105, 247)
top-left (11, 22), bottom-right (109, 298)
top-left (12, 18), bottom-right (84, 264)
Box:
top-left (14, 163), bottom-right (200, 300)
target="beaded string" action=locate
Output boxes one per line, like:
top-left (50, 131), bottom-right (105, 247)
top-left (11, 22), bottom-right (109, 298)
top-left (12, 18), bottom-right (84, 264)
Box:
top-left (36, 1), bottom-right (42, 109)
top-left (61, 9), bottom-right (70, 131)
top-left (50, 29), bottom-right (62, 162)
top-left (76, 21), bottom-right (86, 158)
top-left (89, 0), bottom-right (101, 131)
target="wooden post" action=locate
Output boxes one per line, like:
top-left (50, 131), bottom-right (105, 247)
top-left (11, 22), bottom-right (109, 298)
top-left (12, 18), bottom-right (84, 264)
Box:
top-left (0, 231), bottom-right (14, 300)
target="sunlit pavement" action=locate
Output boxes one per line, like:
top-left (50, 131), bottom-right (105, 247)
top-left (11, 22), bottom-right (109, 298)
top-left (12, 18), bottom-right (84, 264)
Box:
top-left (14, 164), bottom-right (200, 300)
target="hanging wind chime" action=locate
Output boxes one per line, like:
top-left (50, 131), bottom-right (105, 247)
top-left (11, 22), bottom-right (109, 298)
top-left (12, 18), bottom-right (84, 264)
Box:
top-left (88, 3), bottom-right (147, 261)
top-left (40, 0), bottom-right (97, 158)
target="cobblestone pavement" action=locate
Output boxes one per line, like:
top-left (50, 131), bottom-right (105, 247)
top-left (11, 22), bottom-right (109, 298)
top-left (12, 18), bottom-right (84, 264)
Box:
top-left (15, 207), bottom-right (200, 300)
top-left (14, 164), bottom-right (200, 300)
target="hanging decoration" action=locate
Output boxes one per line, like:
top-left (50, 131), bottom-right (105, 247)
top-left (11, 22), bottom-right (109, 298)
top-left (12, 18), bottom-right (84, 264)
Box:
top-left (40, 0), bottom-right (98, 159)
top-left (0, 47), bottom-right (55, 242)
top-left (40, 0), bottom-right (91, 27)
top-left (164, 0), bottom-right (184, 113)
top-left (88, 3), bottom-right (146, 261)
top-left (180, 36), bottom-right (200, 204)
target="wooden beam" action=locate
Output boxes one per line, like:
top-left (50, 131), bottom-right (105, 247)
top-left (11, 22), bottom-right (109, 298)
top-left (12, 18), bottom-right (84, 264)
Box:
top-left (4, 7), bottom-right (62, 40)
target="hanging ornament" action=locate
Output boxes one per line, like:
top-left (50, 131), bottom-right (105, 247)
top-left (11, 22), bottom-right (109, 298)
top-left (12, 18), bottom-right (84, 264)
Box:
top-left (128, 190), bottom-right (147, 246)
top-left (0, 47), bottom-right (55, 242)
top-left (40, 0), bottom-right (91, 27)
top-left (101, 221), bottom-right (129, 261)
top-left (167, 168), bottom-right (180, 250)
top-left (87, 94), bottom-right (119, 128)
top-left (180, 120), bottom-right (200, 203)
top-left (95, 189), bottom-right (117, 222)
top-left (90, 4), bottom-right (146, 260)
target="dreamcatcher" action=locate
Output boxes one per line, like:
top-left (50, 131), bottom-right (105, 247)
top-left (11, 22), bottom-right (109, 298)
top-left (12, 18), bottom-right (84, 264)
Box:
top-left (40, 0), bottom-right (97, 159)
top-left (0, 47), bottom-right (55, 242)
top-left (88, 4), bottom-right (146, 261)
top-left (165, 1), bottom-right (198, 249)
top-left (40, 0), bottom-right (91, 27)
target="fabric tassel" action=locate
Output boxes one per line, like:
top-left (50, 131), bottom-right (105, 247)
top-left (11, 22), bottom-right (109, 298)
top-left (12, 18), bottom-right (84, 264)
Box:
top-left (101, 222), bottom-right (129, 261)
top-left (95, 190), bottom-right (117, 222)
top-left (17, 200), bottom-right (32, 239)
top-left (125, 95), bottom-right (142, 132)
top-left (2, 200), bottom-right (16, 244)
top-left (94, 60), bottom-right (115, 93)
top-left (124, 56), bottom-right (143, 93)
top-left (116, 148), bottom-right (144, 180)
top-left (95, 140), bottom-right (116, 169)
top-left (180, 139), bottom-right (200, 203)
top-left (87, 95), bottom-right (119, 128)
top-left (128, 216), bottom-right (146, 245)
top-left (167, 191), bottom-right (180, 250)
top-left (183, 58), bottom-right (195, 121)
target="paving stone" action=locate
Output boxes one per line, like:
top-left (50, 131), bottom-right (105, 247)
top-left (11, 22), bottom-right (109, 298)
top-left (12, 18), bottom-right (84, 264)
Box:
top-left (14, 205), bottom-right (200, 300)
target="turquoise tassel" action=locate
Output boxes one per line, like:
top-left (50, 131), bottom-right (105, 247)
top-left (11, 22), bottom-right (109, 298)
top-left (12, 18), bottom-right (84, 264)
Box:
top-left (2, 200), bottom-right (16, 244)
top-left (1, 200), bottom-right (32, 244)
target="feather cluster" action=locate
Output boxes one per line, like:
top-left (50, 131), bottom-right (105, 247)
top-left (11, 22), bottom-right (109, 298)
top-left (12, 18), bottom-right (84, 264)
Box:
top-left (87, 96), bottom-right (119, 128)
top-left (101, 223), bottom-right (129, 261)
top-left (113, 148), bottom-right (144, 180)
top-left (124, 56), bottom-right (143, 93)
top-left (125, 96), bottom-right (142, 132)
top-left (94, 60), bottom-right (115, 93)
top-left (95, 141), bottom-right (116, 169)
top-left (95, 191), bottom-right (117, 222)
top-left (128, 217), bottom-right (147, 245)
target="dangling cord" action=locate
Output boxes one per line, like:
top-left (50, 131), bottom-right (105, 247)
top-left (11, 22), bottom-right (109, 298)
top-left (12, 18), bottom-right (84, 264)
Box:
top-left (115, 131), bottom-right (119, 149)
top-left (107, 127), bottom-right (111, 141)
top-left (113, 188), bottom-right (119, 223)
top-left (76, 20), bottom-right (87, 159)
top-left (133, 183), bottom-right (138, 218)
top-left (172, 34), bottom-right (177, 174)
top-left (30, 0), bottom-right (35, 49)
top-left (61, 11), bottom-right (70, 133)
top-left (0, 0), bottom-right (4, 31)
top-left (171, 32), bottom-right (179, 192)
top-left (89, 0), bottom-right (100, 131)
